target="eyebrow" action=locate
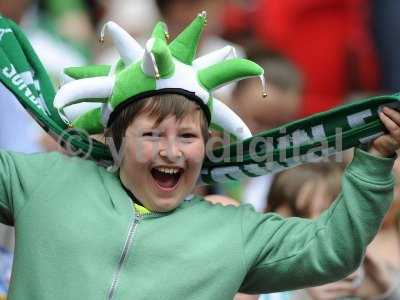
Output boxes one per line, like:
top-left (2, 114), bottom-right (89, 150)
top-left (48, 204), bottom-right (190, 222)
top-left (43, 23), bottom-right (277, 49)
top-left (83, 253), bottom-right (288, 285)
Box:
top-left (145, 126), bottom-right (199, 132)
top-left (147, 121), bottom-right (199, 131)
top-left (179, 126), bottom-right (198, 131)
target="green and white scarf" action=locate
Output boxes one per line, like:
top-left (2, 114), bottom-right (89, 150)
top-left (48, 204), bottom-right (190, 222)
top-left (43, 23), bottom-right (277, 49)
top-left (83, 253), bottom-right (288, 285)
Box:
top-left (0, 15), bottom-right (397, 185)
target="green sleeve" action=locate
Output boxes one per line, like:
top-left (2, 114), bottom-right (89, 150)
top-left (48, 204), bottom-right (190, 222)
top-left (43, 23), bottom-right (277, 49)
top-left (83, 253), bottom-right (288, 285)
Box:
top-left (0, 151), bottom-right (62, 225)
top-left (239, 148), bottom-right (395, 294)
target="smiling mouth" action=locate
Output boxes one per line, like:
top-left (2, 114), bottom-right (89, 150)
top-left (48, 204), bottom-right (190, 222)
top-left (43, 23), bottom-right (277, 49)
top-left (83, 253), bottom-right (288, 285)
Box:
top-left (151, 167), bottom-right (183, 190)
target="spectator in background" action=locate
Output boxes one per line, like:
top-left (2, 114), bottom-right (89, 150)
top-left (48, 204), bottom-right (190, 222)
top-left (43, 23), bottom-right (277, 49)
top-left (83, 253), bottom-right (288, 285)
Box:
top-left (371, 0), bottom-right (400, 93)
top-left (103, 0), bottom-right (158, 38)
top-left (155, 0), bottom-right (225, 45)
top-left (247, 0), bottom-right (380, 117)
top-left (231, 54), bottom-right (302, 134)
top-left (27, 0), bottom-right (96, 77)
top-left (224, 54), bottom-right (302, 212)
top-left (38, 0), bottom-right (96, 54)
top-left (266, 163), bottom-right (343, 220)
top-left (95, 0), bottom-right (159, 65)
top-left (0, 0), bottom-right (30, 23)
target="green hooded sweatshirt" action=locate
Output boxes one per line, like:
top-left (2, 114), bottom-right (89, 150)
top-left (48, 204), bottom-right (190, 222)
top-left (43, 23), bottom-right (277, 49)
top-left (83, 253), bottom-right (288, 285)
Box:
top-left (0, 148), bottom-right (394, 300)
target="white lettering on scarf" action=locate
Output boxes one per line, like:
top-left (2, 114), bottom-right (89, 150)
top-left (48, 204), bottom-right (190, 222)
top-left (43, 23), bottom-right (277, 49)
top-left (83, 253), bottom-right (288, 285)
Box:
top-left (347, 109), bottom-right (372, 128)
top-left (0, 28), bottom-right (12, 41)
top-left (2, 64), bottom-right (44, 111)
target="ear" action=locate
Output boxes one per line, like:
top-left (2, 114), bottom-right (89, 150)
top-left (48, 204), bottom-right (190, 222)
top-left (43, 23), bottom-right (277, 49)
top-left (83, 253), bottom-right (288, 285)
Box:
top-left (103, 127), bottom-right (111, 138)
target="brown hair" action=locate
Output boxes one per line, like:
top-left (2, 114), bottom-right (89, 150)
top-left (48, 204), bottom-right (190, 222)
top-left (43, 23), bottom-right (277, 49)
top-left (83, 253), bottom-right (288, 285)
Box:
top-left (266, 162), bottom-right (343, 217)
top-left (105, 94), bottom-right (209, 150)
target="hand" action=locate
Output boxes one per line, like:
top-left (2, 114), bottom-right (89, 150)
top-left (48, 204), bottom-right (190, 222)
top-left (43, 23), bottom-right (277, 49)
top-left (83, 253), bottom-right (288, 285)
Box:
top-left (369, 107), bottom-right (400, 157)
top-left (305, 268), bottom-right (365, 300)
top-left (233, 293), bottom-right (259, 300)
top-left (305, 279), bottom-right (357, 300)
top-left (353, 251), bottom-right (393, 299)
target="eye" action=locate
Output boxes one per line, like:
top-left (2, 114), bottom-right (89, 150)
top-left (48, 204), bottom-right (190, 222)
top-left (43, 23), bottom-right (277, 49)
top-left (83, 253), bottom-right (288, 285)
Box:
top-left (142, 131), bottom-right (161, 138)
top-left (181, 133), bottom-right (197, 139)
top-left (179, 133), bottom-right (199, 143)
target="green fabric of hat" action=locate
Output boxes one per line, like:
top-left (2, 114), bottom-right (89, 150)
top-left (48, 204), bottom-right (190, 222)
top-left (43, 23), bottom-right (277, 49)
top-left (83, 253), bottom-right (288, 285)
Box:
top-left (0, 13), bottom-right (399, 186)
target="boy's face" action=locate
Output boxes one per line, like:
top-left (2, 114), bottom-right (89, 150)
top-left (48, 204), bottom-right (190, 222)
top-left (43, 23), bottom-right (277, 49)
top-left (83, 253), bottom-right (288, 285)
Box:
top-left (119, 111), bottom-right (205, 212)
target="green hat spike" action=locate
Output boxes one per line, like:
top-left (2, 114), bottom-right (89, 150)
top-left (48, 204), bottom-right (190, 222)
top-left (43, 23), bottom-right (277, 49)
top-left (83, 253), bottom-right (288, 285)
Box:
top-left (169, 11), bottom-right (207, 65)
top-left (72, 107), bottom-right (104, 134)
top-left (62, 102), bottom-right (103, 124)
top-left (197, 58), bottom-right (264, 91)
top-left (142, 38), bottom-right (175, 78)
top-left (151, 22), bottom-right (169, 42)
top-left (151, 39), bottom-right (175, 77)
top-left (64, 65), bottom-right (111, 81)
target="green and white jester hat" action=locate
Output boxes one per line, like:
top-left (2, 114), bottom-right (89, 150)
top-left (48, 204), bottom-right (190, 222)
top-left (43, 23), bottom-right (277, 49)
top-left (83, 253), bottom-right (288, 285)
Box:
top-left (53, 12), bottom-right (267, 140)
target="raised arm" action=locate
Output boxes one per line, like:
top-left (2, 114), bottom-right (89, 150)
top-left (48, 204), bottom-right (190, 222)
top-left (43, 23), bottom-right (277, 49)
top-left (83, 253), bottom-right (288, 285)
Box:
top-left (239, 148), bottom-right (394, 293)
top-left (0, 151), bottom-right (61, 225)
top-left (239, 106), bottom-right (400, 294)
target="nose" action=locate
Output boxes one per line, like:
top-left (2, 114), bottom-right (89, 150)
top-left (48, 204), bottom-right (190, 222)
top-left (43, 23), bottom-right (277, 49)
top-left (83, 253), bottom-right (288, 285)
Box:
top-left (159, 137), bottom-right (183, 163)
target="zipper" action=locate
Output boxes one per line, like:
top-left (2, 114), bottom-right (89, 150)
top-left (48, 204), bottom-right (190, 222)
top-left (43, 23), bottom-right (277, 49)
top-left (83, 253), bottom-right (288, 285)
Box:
top-left (107, 213), bottom-right (141, 300)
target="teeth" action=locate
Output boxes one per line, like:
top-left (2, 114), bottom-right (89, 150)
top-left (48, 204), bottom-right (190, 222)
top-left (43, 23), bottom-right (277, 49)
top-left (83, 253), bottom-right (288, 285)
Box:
top-left (155, 167), bottom-right (180, 174)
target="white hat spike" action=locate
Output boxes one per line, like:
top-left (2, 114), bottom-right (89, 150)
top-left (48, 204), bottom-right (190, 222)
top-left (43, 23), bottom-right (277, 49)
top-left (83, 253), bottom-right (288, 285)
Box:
top-left (192, 46), bottom-right (237, 70)
top-left (59, 71), bottom-right (75, 86)
top-left (141, 39), bottom-right (160, 79)
top-left (54, 76), bottom-right (115, 110)
top-left (100, 21), bottom-right (144, 66)
top-left (212, 98), bottom-right (252, 140)
top-left (63, 102), bottom-right (103, 122)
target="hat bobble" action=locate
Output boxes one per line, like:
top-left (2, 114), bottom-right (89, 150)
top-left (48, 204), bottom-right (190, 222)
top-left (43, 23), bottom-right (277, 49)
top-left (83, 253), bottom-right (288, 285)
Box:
top-left (151, 22), bottom-right (169, 41)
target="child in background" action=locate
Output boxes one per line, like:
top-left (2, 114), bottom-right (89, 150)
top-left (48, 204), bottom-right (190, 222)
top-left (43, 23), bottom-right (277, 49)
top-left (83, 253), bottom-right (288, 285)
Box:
top-left (231, 54), bottom-right (302, 134)
top-left (266, 162), bottom-right (343, 219)
top-left (224, 54), bottom-right (302, 211)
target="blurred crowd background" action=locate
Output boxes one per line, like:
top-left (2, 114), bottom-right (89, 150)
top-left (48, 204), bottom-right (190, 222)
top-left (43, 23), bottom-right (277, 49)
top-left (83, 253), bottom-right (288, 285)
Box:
top-left (0, 0), bottom-right (399, 299)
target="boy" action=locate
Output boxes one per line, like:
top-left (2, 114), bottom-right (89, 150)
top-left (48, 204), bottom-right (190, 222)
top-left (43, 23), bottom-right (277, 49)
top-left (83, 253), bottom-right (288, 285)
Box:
top-left (1, 13), bottom-right (400, 300)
